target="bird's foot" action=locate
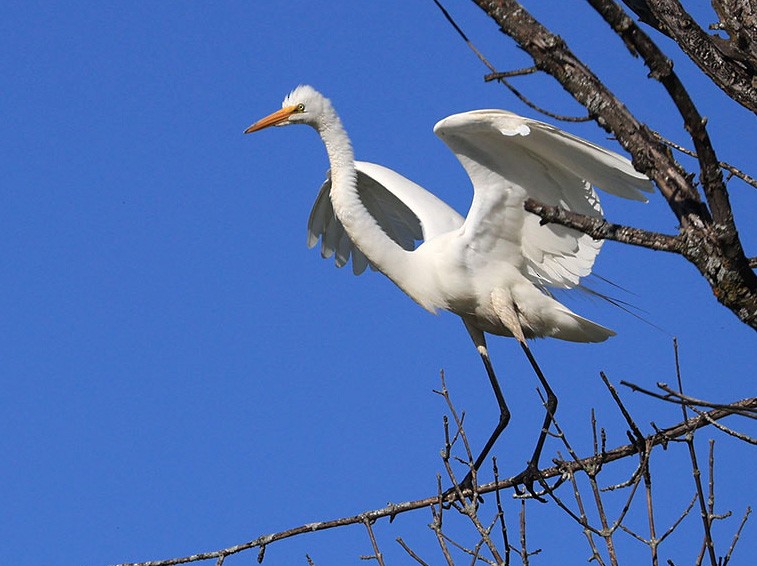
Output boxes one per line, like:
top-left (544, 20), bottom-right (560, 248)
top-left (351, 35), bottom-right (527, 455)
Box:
top-left (443, 463), bottom-right (562, 504)
top-left (510, 461), bottom-right (555, 503)
top-left (442, 471), bottom-right (483, 503)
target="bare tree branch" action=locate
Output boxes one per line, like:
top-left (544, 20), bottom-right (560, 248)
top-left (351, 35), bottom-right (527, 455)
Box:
top-left (671, 341), bottom-right (718, 565)
top-left (361, 519), bottom-right (386, 565)
top-left (524, 198), bottom-right (682, 252)
top-left (651, 132), bottom-right (757, 191)
top-left (432, 0), bottom-right (592, 121)
top-left (620, 380), bottom-right (757, 419)
top-left (114, 397), bottom-right (755, 566)
top-left (469, 0), bottom-right (757, 328)
top-left (724, 506), bottom-right (752, 565)
top-left (471, 0), bottom-right (704, 222)
top-left (396, 537), bottom-right (430, 566)
top-left (590, 0), bottom-right (731, 223)
top-left (642, 0), bottom-right (757, 114)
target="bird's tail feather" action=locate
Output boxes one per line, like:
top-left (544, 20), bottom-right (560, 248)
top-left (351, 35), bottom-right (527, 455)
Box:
top-left (549, 309), bottom-right (616, 343)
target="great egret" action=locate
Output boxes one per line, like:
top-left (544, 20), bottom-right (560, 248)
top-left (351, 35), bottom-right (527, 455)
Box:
top-left (245, 85), bottom-right (652, 493)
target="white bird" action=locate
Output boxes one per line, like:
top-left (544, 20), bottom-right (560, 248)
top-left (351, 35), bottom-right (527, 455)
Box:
top-left (245, 85), bottom-right (652, 493)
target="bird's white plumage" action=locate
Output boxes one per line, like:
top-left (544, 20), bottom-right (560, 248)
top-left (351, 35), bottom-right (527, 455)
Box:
top-left (245, 86), bottom-right (655, 486)
top-left (433, 110), bottom-right (651, 289)
top-left (308, 161), bottom-right (464, 274)
top-left (247, 85), bottom-right (653, 343)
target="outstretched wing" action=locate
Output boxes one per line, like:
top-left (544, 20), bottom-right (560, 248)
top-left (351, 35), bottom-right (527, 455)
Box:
top-left (307, 161), bottom-right (464, 274)
top-left (434, 110), bottom-right (653, 289)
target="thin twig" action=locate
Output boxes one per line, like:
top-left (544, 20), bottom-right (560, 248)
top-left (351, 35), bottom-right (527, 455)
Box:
top-left (686, 406), bottom-right (757, 444)
top-left (659, 494), bottom-right (698, 544)
top-left (657, 384), bottom-right (757, 418)
top-left (707, 440), bottom-right (716, 524)
top-left (565, 462), bottom-right (606, 565)
top-left (605, 440), bottom-right (649, 541)
top-left (518, 500), bottom-right (530, 566)
top-left (430, 502), bottom-right (455, 566)
top-left (620, 492), bottom-right (696, 549)
top-left (600, 461), bottom-right (644, 492)
top-left (492, 458), bottom-right (511, 566)
top-left (465, 509), bottom-right (505, 565)
top-left (723, 506), bottom-right (752, 565)
top-left (435, 369), bottom-right (481, 503)
top-left (396, 538), bottom-right (430, 566)
top-left (432, 517), bottom-right (500, 565)
top-left (488, 75), bottom-right (594, 122)
top-left (652, 131), bottom-right (757, 190)
top-left (361, 519), bottom-right (386, 565)
top-left (432, 0), bottom-right (592, 121)
top-left (484, 67), bottom-right (538, 79)
top-left (620, 381), bottom-right (757, 419)
top-left (641, 437), bottom-right (659, 566)
top-left (672, 339), bottom-right (718, 566)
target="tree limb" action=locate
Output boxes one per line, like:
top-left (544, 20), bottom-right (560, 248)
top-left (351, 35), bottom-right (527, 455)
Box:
top-left (524, 198), bottom-right (682, 252)
top-left (469, 0), bottom-right (757, 328)
top-left (471, 0), bottom-right (705, 225)
top-left (644, 0), bottom-right (757, 114)
top-left (585, 0), bottom-right (732, 228)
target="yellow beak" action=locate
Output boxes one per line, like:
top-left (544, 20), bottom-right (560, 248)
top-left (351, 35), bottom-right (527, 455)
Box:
top-left (244, 105), bottom-right (299, 134)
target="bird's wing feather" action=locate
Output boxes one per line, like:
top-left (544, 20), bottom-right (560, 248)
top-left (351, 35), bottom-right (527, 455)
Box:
top-left (434, 110), bottom-right (652, 289)
top-left (307, 172), bottom-right (373, 274)
top-left (307, 161), bottom-right (464, 275)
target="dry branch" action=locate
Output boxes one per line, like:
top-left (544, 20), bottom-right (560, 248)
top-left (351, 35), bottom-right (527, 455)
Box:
top-left (468, 0), bottom-right (757, 328)
top-left (114, 397), bottom-right (755, 566)
top-left (523, 198), bottom-right (681, 252)
top-left (639, 0), bottom-right (757, 114)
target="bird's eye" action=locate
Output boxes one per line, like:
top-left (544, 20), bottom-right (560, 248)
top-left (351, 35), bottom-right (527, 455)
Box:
top-left (296, 103), bottom-right (306, 112)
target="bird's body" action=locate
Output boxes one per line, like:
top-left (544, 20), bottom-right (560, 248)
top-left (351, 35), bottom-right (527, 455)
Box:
top-left (289, 87), bottom-right (651, 342)
top-left (246, 85), bottom-right (653, 492)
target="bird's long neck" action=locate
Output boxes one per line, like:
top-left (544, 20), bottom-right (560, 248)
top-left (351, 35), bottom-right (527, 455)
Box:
top-left (317, 108), bottom-right (421, 305)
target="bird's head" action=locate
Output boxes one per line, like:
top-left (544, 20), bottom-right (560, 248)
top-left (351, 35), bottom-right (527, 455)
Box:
top-left (244, 85), bottom-right (332, 134)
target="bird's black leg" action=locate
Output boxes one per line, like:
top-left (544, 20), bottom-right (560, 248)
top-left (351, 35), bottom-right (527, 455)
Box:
top-left (511, 341), bottom-right (558, 500)
top-left (450, 323), bottom-right (511, 495)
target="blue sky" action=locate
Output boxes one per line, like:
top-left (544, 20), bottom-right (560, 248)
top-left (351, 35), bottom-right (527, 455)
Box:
top-left (1, 2), bottom-right (754, 565)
